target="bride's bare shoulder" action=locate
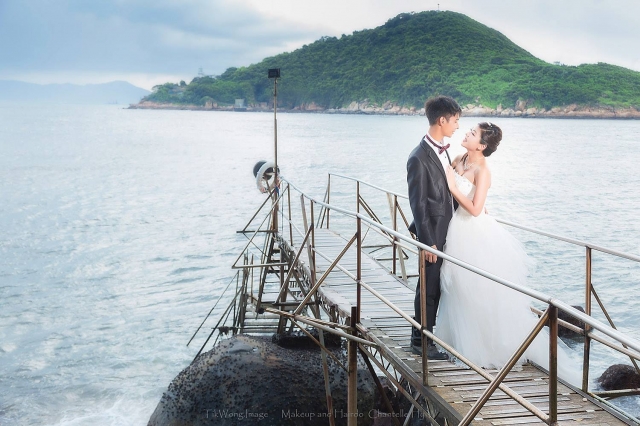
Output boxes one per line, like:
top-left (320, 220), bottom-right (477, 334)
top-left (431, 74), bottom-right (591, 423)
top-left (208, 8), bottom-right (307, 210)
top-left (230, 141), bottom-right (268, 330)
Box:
top-left (475, 164), bottom-right (492, 185)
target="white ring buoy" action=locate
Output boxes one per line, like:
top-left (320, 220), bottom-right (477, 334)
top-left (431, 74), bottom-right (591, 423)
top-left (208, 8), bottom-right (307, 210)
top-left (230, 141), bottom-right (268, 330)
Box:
top-left (255, 161), bottom-right (276, 193)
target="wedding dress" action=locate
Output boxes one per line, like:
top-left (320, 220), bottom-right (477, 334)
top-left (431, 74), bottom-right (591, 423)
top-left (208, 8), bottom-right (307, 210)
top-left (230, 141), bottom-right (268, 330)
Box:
top-left (435, 172), bottom-right (580, 386)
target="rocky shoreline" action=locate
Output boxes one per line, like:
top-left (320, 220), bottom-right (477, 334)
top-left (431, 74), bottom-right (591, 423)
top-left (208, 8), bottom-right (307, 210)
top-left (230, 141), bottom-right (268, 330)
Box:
top-left (129, 100), bottom-right (640, 119)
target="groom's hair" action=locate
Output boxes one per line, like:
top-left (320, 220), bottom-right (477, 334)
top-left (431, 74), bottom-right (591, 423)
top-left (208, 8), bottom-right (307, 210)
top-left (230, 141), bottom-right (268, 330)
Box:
top-left (425, 96), bottom-right (462, 125)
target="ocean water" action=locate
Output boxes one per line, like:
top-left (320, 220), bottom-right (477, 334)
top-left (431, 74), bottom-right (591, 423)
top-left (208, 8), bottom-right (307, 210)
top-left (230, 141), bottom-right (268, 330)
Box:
top-left (1, 104), bottom-right (639, 425)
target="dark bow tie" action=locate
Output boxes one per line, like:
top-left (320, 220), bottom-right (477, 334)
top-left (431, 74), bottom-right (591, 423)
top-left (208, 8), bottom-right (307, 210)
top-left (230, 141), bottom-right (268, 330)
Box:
top-left (426, 135), bottom-right (450, 154)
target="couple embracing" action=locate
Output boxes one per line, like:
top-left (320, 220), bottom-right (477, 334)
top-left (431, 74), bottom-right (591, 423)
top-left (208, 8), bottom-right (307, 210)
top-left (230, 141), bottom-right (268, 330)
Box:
top-left (407, 96), bottom-right (578, 381)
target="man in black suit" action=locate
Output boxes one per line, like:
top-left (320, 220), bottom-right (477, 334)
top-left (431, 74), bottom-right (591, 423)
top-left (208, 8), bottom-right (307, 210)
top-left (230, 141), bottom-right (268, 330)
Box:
top-left (407, 96), bottom-right (461, 359)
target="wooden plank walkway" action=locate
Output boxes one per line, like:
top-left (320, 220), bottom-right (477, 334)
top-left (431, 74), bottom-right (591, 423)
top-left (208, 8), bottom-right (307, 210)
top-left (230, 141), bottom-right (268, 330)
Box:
top-left (308, 228), bottom-right (632, 426)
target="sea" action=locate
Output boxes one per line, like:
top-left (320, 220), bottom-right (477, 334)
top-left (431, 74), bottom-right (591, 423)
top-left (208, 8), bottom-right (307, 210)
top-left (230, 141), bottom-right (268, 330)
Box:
top-left (1, 104), bottom-right (639, 425)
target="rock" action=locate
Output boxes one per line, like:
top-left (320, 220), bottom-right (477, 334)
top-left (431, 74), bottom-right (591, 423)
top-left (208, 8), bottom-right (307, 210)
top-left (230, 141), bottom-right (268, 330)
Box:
top-left (347, 101), bottom-right (359, 111)
top-left (515, 99), bottom-right (527, 112)
top-left (463, 105), bottom-right (495, 116)
top-left (148, 335), bottom-right (376, 426)
top-left (272, 328), bottom-right (341, 349)
top-left (558, 305), bottom-right (586, 338)
top-left (597, 364), bottom-right (640, 390)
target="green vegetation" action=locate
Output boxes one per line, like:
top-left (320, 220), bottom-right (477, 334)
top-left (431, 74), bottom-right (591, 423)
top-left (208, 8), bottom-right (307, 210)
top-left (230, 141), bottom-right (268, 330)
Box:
top-left (143, 11), bottom-right (640, 110)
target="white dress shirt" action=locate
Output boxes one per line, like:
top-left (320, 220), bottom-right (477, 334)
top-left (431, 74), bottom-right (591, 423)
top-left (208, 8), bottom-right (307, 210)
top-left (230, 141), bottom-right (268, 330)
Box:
top-left (425, 132), bottom-right (451, 171)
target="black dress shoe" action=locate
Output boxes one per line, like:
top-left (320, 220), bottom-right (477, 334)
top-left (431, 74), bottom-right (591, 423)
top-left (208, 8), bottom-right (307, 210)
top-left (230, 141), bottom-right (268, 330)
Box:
top-left (427, 344), bottom-right (448, 360)
top-left (411, 342), bottom-right (422, 355)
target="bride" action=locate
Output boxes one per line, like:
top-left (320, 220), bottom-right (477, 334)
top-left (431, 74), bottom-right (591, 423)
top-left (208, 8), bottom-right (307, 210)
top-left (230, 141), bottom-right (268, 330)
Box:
top-left (435, 122), bottom-right (579, 384)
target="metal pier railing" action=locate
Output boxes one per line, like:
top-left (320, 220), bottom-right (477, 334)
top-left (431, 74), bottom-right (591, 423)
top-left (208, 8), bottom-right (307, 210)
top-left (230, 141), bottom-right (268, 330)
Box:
top-left (192, 173), bottom-right (640, 426)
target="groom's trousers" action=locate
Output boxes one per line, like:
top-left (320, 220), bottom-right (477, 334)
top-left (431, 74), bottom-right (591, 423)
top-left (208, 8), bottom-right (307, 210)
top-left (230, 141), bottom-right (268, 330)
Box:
top-left (412, 256), bottom-right (443, 346)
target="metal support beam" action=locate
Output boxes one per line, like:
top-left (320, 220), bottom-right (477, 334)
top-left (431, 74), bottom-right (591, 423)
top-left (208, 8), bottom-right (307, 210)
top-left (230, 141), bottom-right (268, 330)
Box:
top-left (348, 306), bottom-right (358, 426)
top-left (583, 246), bottom-right (592, 392)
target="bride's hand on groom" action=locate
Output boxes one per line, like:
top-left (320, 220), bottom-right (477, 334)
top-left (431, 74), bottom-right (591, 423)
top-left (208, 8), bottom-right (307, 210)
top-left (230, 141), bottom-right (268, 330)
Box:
top-left (445, 166), bottom-right (456, 190)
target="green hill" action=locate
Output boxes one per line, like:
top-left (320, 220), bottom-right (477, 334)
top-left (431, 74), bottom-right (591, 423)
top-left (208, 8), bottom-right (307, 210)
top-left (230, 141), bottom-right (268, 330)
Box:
top-left (143, 11), bottom-right (640, 110)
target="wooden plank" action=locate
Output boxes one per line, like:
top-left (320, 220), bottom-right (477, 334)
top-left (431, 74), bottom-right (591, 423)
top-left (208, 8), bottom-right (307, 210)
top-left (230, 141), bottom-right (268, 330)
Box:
top-left (284, 229), bottom-right (633, 426)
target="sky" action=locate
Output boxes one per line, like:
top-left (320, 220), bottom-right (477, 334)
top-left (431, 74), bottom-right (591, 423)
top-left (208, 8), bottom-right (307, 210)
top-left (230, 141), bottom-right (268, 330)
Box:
top-left (0, 0), bottom-right (639, 90)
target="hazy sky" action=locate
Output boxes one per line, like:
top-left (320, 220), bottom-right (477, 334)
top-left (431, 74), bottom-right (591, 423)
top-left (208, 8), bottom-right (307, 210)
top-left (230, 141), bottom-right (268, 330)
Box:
top-left (1, 0), bottom-right (639, 90)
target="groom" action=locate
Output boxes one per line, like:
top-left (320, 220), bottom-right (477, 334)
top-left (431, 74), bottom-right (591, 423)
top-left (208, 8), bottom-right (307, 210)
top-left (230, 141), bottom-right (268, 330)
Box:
top-left (407, 96), bottom-right (461, 359)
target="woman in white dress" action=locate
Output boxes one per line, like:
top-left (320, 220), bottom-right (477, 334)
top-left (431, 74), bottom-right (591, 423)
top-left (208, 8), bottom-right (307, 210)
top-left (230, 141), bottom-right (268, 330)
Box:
top-left (435, 122), bottom-right (579, 384)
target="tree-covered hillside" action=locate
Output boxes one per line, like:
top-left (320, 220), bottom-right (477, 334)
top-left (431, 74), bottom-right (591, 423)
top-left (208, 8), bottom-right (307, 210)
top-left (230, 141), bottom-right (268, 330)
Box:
top-left (143, 11), bottom-right (640, 110)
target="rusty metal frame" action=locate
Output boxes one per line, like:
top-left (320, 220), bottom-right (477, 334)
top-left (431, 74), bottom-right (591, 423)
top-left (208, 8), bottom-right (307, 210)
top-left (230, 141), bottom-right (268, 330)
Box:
top-left (198, 172), bottom-right (640, 426)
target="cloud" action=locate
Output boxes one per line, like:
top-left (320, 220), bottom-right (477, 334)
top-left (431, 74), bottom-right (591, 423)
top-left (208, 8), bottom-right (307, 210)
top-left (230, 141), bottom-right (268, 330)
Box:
top-left (0, 0), bottom-right (323, 87)
top-left (0, 0), bottom-right (639, 90)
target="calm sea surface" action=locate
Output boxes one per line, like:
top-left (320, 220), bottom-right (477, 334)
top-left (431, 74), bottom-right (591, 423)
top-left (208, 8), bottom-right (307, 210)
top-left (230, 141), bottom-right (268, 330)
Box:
top-left (1, 104), bottom-right (639, 425)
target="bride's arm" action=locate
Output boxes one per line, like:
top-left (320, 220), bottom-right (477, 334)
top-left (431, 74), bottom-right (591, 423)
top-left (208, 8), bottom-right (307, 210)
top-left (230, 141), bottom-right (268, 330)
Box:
top-left (445, 166), bottom-right (491, 217)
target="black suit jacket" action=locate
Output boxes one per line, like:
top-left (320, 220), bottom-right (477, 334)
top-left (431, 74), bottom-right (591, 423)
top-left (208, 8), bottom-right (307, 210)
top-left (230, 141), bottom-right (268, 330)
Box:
top-left (407, 138), bottom-right (454, 250)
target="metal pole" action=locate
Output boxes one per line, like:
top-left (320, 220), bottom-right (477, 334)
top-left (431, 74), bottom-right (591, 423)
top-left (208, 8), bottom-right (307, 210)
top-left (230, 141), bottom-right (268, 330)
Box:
top-left (310, 201), bottom-right (316, 294)
top-left (273, 77), bottom-right (279, 232)
top-left (583, 247), bottom-right (592, 392)
top-left (348, 306), bottom-right (358, 426)
top-left (287, 184), bottom-right (293, 245)
top-left (549, 305), bottom-right (559, 425)
top-left (356, 181), bottom-right (360, 213)
top-left (392, 195), bottom-right (397, 275)
top-left (327, 174), bottom-right (331, 228)
top-left (357, 216), bottom-right (362, 323)
top-left (419, 248), bottom-right (428, 385)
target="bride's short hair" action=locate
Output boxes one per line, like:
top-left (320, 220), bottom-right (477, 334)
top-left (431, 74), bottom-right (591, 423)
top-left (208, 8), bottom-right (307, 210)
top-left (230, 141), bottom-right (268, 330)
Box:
top-left (479, 122), bottom-right (502, 157)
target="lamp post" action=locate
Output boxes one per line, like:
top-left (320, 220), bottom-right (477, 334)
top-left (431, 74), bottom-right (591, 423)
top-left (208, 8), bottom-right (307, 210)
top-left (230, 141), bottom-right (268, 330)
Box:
top-left (268, 68), bottom-right (280, 231)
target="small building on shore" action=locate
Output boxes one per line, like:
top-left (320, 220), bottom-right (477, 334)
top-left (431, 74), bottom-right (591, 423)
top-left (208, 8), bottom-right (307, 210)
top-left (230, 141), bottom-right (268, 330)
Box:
top-left (234, 99), bottom-right (247, 112)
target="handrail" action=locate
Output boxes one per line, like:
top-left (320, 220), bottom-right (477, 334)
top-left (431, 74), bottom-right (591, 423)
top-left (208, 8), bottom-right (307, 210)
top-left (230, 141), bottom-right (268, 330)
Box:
top-left (330, 173), bottom-right (640, 263)
top-left (327, 172), bottom-right (640, 396)
top-left (496, 218), bottom-right (640, 263)
top-left (221, 172), bottom-right (640, 425)
top-left (330, 172), bottom-right (408, 200)
top-left (283, 175), bottom-right (640, 355)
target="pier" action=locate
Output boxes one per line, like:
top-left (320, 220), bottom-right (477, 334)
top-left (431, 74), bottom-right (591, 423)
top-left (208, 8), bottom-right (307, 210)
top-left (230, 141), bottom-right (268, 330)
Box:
top-left (195, 173), bottom-right (640, 426)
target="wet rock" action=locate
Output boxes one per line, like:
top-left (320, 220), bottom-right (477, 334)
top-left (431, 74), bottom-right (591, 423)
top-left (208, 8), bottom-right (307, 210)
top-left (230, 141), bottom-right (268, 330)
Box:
top-left (597, 364), bottom-right (640, 390)
top-left (148, 335), bottom-right (376, 426)
top-left (558, 305), bottom-right (586, 339)
top-left (272, 328), bottom-right (341, 349)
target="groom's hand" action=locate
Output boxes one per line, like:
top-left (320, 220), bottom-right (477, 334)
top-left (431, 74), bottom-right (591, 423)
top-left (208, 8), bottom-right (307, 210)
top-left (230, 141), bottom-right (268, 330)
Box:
top-left (423, 245), bottom-right (438, 263)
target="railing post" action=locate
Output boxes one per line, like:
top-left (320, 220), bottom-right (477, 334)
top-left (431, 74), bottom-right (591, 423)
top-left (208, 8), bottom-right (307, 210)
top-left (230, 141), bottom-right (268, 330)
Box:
top-left (348, 306), bottom-right (358, 426)
top-left (327, 174), bottom-right (331, 229)
top-left (357, 216), bottom-right (362, 323)
top-left (583, 246), bottom-right (592, 392)
top-left (356, 181), bottom-right (360, 213)
top-left (549, 304), bottom-right (558, 426)
top-left (287, 184), bottom-right (293, 245)
top-left (310, 201), bottom-right (316, 284)
top-left (392, 195), bottom-right (397, 275)
top-left (419, 248), bottom-right (428, 385)
top-left (300, 195), bottom-right (317, 296)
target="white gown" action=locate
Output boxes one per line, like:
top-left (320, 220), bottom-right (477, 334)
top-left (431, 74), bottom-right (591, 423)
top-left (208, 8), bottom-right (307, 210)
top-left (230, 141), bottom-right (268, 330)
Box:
top-left (435, 172), bottom-right (580, 386)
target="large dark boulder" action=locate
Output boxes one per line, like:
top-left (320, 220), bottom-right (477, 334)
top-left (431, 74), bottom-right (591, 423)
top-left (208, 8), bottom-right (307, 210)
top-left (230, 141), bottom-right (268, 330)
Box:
top-left (558, 305), bottom-right (586, 339)
top-left (597, 364), bottom-right (640, 390)
top-left (148, 334), bottom-right (377, 426)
